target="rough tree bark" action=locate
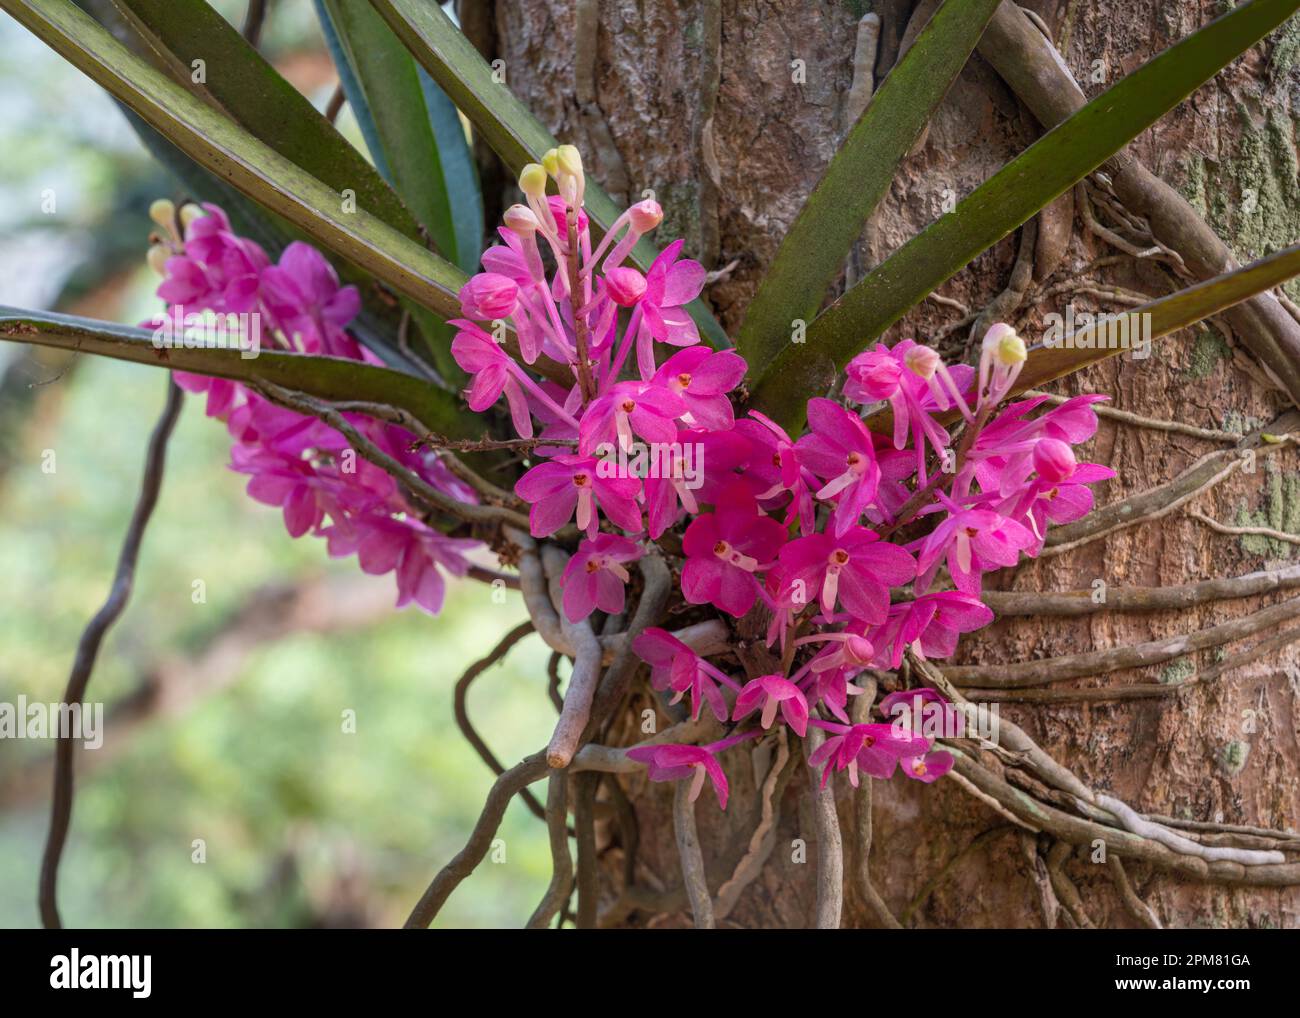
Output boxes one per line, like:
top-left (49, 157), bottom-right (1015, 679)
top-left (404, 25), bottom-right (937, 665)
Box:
top-left (482, 0), bottom-right (1300, 928)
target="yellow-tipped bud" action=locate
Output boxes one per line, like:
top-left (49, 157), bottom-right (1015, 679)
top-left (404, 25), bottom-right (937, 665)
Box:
top-left (556, 144), bottom-right (583, 178)
top-left (519, 163), bottom-right (548, 197)
top-left (541, 148), bottom-right (560, 177)
top-left (996, 331), bottom-right (1027, 365)
top-left (178, 202), bottom-right (205, 228)
top-left (148, 198), bottom-right (176, 230)
top-left (147, 243), bottom-right (170, 276)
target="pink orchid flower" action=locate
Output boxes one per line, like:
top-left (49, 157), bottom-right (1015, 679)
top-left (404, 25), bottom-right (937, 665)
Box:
top-left (450, 327), bottom-right (534, 438)
top-left (578, 379), bottom-right (686, 454)
top-left (797, 398), bottom-right (883, 535)
top-left (778, 526), bottom-right (916, 625)
top-left (515, 454), bottom-right (642, 538)
top-left (259, 241), bottom-right (362, 357)
top-left (912, 497), bottom-right (1037, 595)
top-left (633, 239), bottom-right (706, 377)
top-left (807, 721), bottom-right (932, 787)
top-left (681, 483), bottom-right (786, 618)
top-left (642, 428), bottom-right (749, 539)
top-left (732, 674), bottom-right (809, 736)
top-left (560, 535), bottom-right (642, 622)
top-left (866, 591), bottom-right (994, 668)
top-left (900, 750), bottom-right (955, 783)
top-left (651, 346), bottom-right (746, 431)
top-left (625, 729), bottom-right (760, 810)
top-left (734, 410), bottom-right (817, 534)
top-left (631, 626), bottom-right (738, 722)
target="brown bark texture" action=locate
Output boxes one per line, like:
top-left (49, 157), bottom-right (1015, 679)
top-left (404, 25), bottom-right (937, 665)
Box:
top-left (486, 0), bottom-right (1300, 928)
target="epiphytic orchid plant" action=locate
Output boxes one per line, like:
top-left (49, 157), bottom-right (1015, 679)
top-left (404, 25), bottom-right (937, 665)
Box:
top-left (7, 0), bottom-right (1300, 932)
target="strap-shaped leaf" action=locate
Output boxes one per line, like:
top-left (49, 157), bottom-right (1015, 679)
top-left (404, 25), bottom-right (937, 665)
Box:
top-left (737, 0), bottom-right (1002, 368)
top-left (367, 0), bottom-right (731, 350)
top-left (3, 0), bottom-right (467, 321)
top-left (751, 0), bottom-right (1300, 428)
top-left (317, 0), bottom-right (481, 274)
top-left (109, 0), bottom-right (426, 246)
top-left (0, 307), bottom-right (475, 438)
top-left (865, 243), bottom-right (1300, 432)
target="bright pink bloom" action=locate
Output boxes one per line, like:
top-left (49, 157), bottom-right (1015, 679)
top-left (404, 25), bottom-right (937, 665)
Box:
top-left (912, 500), bottom-right (1037, 595)
top-left (735, 410), bottom-right (817, 534)
top-left (625, 744), bottom-right (728, 808)
top-left (560, 534), bottom-right (642, 622)
top-left (900, 750), bottom-right (954, 783)
top-left (732, 674), bottom-right (809, 736)
top-left (158, 203), bottom-right (267, 314)
top-left (866, 591), bottom-right (993, 668)
top-left (515, 454), bottom-right (642, 538)
top-left (778, 526), bottom-right (915, 624)
top-left (807, 722), bottom-right (932, 787)
top-left (634, 239), bottom-right (706, 376)
top-left (652, 346), bottom-right (746, 431)
top-left (681, 483), bottom-right (786, 617)
top-left (578, 380), bottom-right (685, 454)
top-left (451, 326), bottom-right (533, 437)
top-left (641, 429), bottom-right (749, 540)
top-left (632, 626), bottom-right (737, 722)
top-left (625, 730), bottom-right (760, 809)
top-left (259, 241), bottom-right (361, 356)
top-left (604, 267), bottom-right (647, 307)
top-left (797, 398), bottom-right (882, 535)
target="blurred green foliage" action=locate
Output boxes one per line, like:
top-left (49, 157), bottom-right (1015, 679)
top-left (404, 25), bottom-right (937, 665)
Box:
top-left (0, 3), bottom-right (557, 930)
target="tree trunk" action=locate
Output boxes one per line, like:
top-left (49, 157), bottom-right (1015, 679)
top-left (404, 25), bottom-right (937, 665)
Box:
top-left (486, 0), bottom-right (1300, 928)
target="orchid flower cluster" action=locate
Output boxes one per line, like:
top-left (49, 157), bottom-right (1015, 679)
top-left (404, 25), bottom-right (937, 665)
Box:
top-left (143, 199), bottom-right (480, 614)
top-left (143, 144), bottom-right (1113, 812)
top-left (453, 147), bottom-right (1114, 809)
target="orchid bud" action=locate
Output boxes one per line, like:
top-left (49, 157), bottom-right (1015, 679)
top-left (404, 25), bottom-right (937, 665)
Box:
top-left (146, 243), bottom-right (170, 276)
top-left (148, 198), bottom-right (176, 230)
top-left (519, 163), bottom-right (548, 198)
top-left (983, 323), bottom-right (1026, 366)
top-left (605, 266), bottom-right (647, 307)
top-left (459, 272), bottom-right (519, 320)
top-left (629, 199), bottom-right (663, 233)
top-left (555, 144), bottom-right (585, 206)
top-left (503, 203), bottom-right (539, 234)
top-left (845, 350), bottom-right (901, 401)
top-left (904, 344), bottom-right (940, 380)
top-left (556, 144), bottom-right (583, 179)
top-left (178, 202), bottom-right (205, 228)
top-left (541, 148), bottom-right (560, 177)
top-left (1033, 438), bottom-right (1077, 483)
top-left (844, 634), bottom-right (874, 664)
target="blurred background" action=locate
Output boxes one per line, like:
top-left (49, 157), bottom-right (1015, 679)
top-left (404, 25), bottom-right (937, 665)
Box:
top-left (0, 0), bottom-right (554, 928)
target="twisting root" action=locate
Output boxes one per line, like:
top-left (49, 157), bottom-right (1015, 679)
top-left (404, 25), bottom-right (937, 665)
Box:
top-left (527, 774), bottom-right (573, 929)
top-left (983, 563), bottom-right (1300, 616)
top-left (1046, 841), bottom-right (1094, 928)
top-left (673, 780), bottom-right (716, 929)
top-left (1108, 855), bottom-right (1162, 929)
top-left (39, 378), bottom-right (182, 930)
top-left (1191, 510), bottom-right (1300, 547)
top-left (850, 680), bottom-right (901, 927)
top-left (948, 596), bottom-right (1300, 688)
top-left (804, 727), bottom-right (844, 929)
top-left (541, 544), bottom-right (602, 768)
top-left (453, 620), bottom-right (546, 820)
top-left (1095, 795), bottom-right (1285, 867)
top-left (405, 752), bottom-right (550, 928)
